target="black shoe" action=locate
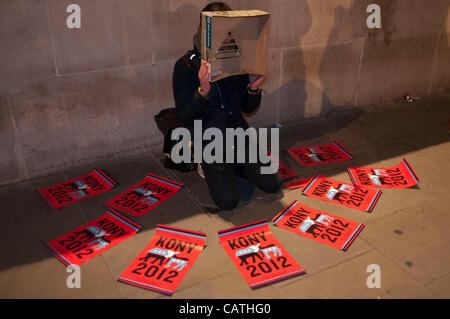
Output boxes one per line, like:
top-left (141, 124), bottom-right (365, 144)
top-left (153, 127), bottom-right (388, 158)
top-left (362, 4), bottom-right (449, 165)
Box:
top-left (163, 157), bottom-right (197, 172)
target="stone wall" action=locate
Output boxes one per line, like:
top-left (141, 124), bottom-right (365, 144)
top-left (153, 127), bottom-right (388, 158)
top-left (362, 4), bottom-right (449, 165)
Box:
top-left (0, 0), bottom-right (449, 185)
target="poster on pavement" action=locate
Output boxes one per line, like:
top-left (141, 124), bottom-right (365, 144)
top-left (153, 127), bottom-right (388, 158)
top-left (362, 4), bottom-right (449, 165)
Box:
top-left (46, 209), bottom-right (141, 266)
top-left (302, 173), bottom-right (382, 212)
top-left (38, 168), bottom-right (117, 209)
top-left (347, 158), bottom-right (419, 188)
top-left (288, 140), bottom-right (353, 167)
top-left (118, 225), bottom-right (206, 296)
top-left (273, 200), bottom-right (365, 251)
top-left (105, 173), bottom-right (183, 217)
top-left (218, 220), bottom-right (305, 289)
top-left (268, 151), bottom-right (312, 189)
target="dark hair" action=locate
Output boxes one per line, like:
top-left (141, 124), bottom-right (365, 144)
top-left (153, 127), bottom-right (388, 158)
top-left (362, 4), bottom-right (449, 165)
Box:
top-left (201, 2), bottom-right (232, 17)
top-left (193, 2), bottom-right (231, 52)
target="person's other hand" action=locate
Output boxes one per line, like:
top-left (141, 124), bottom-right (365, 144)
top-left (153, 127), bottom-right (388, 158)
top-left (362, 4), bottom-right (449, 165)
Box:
top-left (198, 60), bottom-right (211, 94)
top-left (249, 74), bottom-right (265, 90)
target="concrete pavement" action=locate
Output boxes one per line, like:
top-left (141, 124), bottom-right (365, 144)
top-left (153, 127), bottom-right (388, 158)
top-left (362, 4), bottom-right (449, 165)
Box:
top-left (0, 90), bottom-right (449, 299)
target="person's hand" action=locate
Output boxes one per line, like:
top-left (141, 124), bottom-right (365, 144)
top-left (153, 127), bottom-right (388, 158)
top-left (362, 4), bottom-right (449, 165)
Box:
top-left (249, 74), bottom-right (265, 91)
top-left (198, 60), bottom-right (211, 95)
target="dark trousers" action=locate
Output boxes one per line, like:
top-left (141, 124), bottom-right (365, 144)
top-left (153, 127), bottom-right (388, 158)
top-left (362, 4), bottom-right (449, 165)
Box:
top-left (201, 160), bottom-right (282, 211)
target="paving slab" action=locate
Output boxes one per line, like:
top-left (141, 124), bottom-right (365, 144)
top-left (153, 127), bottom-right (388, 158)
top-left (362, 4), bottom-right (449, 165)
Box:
top-left (0, 172), bottom-right (89, 275)
top-left (104, 214), bottom-right (235, 299)
top-left (426, 273), bottom-right (450, 299)
top-left (350, 141), bottom-right (449, 204)
top-left (274, 250), bottom-right (437, 299)
top-left (162, 271), bottom-right (281, 299)
top-left (0, 93), bottom-right (449, 299)
top-left (162, 154), bottom-right (281, 213)
top-left (358, 99), bottom-right (449, 148)
top-left (214, 193), bottom-right (374, 283)
top-left (59, 154), bottom-right (236, 298)
top-left (0, 240), bottom-right (122, 299)
top-left (280, 170), bottom-right (404, 226)
top-left (282, 111), bottom-right (402, 154)
top-left (359, 200), bottom-right (450, 285)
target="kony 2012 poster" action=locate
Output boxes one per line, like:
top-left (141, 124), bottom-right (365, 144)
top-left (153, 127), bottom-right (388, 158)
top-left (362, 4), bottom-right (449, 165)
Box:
top-left (347, 158), bottom-right (420, 188)
top-left (276, 159), bottom-right (312, 190)
top-left (218, 220), bottom-right (305, 289)
top-left (272, 200), bottom-right (365, 251)
top-left (283, 177), bottom-right (313, 190)
top-left (46, 209), bottom-right (141, 266)
top-left (268, 151), bottom-right (312, 189)
top-left (278, 160), bottom-right (298, 179)
top-left (287, 140), bottom-right (353, 166)
top-left (118, 225), bottom-right (206, 296)
top-left (302, 173), bottom-right (382, 212)
top-left (37, 168), bottom-right (117, 209)
top-left (269, 154), bottom-right (297, 180)
top-left (105, 173), bottom-right (183, 217)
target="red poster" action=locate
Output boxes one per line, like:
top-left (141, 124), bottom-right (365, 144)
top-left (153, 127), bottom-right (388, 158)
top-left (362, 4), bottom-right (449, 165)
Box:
top-left (267, 151), bottom-right (297, 180)
top-left (268, 151), bottom-right (311, 189)
top-left (46, 209), bottom-right (141, 266)
top-left (302, 173), bottom-right (382, 212)
top-left (118, 225), bottom-right (206, 296)
top-left (218, 220), bottom-right (305, 289)
top-left (276, 160), bottom-right (313, 190)
top-left (277, 159), bottom-right (298, 180)
top-left (347, 158), bottom-right (419, 188)
top-left (37, 168), bottom-right (117, 209)
top-left (283, 177), bottom-right (313, 190)
top-left (272, 200), bottom-right (365, 251)
top-left (287, 140), bottom-right (353, 166)
top-left (105, 173), bottom-right (183, 217)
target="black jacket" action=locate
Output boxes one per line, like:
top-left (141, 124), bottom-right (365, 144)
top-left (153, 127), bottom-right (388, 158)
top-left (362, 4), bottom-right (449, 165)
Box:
top-left (172, 50), bottom-right (262, 140)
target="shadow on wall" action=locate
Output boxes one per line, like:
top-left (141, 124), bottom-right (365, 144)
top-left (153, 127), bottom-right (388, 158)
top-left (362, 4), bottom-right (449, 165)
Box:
top-left (213, 0), bottom-right (450, 229)
top-left (245, 0), bottom-right (336, 130)
top-left (0, 0), bottom-right (449, 280)
top-left (318, 0), bottom-right (399, 108)
top-left (319, 0), bottom-right (450, 107)
top-left (0, 1), bottom-right (205, 187)
top-left (245, 0), bottom-right (326, 127)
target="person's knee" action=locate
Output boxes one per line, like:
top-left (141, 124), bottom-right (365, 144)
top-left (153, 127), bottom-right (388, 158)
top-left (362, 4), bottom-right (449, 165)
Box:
top-left (258, 173), bottom-right (282, 194)
top-left (261, 180), bottom-right (282, 193)
top-left (213, 192), bottom-right (239, 211)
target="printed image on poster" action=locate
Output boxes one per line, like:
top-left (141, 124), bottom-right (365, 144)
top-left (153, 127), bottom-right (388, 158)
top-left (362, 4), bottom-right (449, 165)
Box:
top-left (287, 140), bottom-right (353, 167)
top-left (302, 173), bottom-right (382, 212)
top-left (46, 209), bottom-right (141, 266)
top-left (105, 173), bottom-right (183, 217)
top-left (272, 200), bottom-right (365, 251)
top-left (218, 220), bottom-right (305, 289)
top-left (37, 168), bottom-right (117, 209)
top-left (347, 158), bottom-right (419, 188)
top-left (118, 225), bottom-right (206, 296)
